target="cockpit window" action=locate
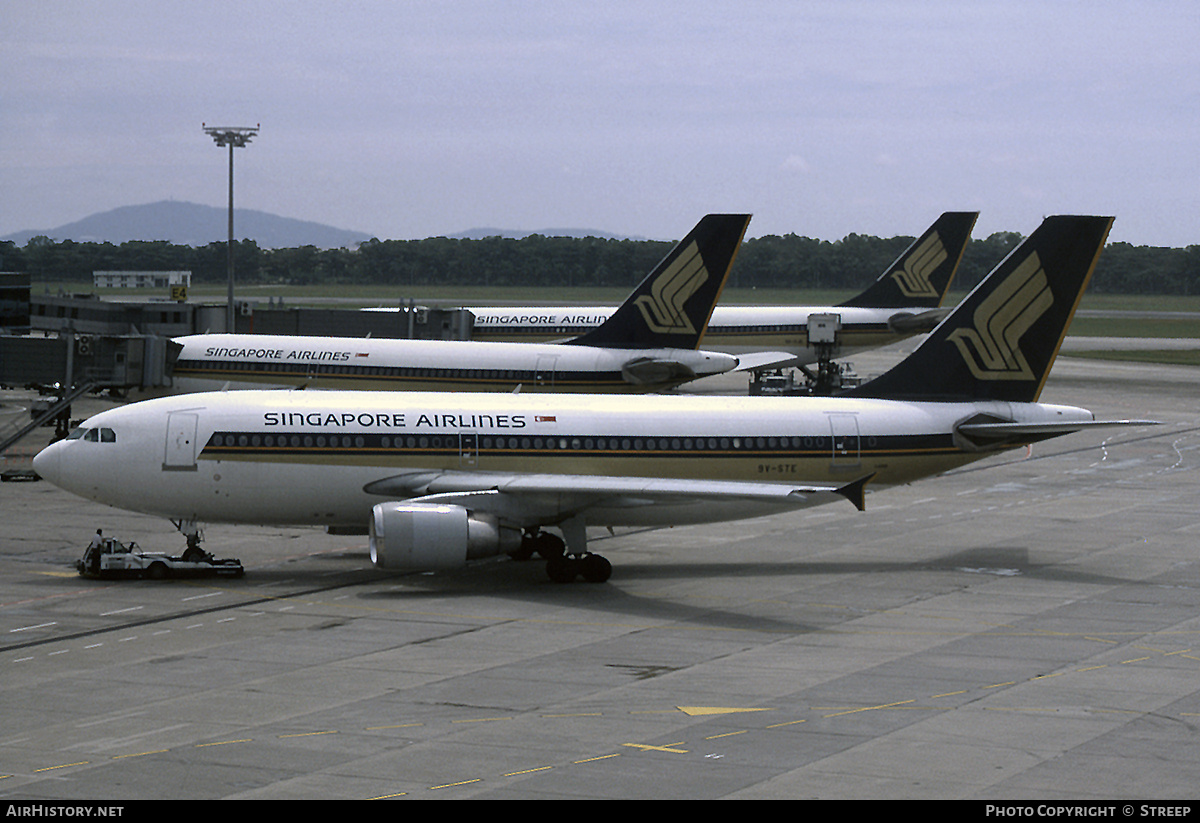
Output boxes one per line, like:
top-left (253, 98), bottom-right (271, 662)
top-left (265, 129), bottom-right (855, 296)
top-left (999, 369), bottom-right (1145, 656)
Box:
top-left (70, 427), bottom-right (116, 443)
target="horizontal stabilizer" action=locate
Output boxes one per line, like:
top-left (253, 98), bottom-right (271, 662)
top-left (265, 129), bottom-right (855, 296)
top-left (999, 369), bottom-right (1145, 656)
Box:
top-left (955, 418), bottom-right (1158, 449)
top-left (732, 351), bottom-right (803, 372)
top-left (886, 308), bottom-right (951, 333)
top-left (620, 357), bottom-right (696, 386)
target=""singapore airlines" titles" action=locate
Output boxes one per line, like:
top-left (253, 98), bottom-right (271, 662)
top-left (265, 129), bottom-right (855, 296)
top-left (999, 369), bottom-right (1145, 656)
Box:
top-left (204, 347), bottom-right (355, 362)
top-left (473, 314), bottom-right (608, 326)
top-left (262, 411), bottom-right (531, 430)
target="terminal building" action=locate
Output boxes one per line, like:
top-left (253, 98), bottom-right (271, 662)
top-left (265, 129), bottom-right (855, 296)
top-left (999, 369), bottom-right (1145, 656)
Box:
top-left (1, 273), bottom-right (474, 456)
top-left (92, 270), bottom-right (192, 290)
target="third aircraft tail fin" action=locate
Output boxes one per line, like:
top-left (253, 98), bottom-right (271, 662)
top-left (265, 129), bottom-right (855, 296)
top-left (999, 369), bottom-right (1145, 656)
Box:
top-left (846, 215), bottom-right (1113, 403)
top-left (839, 211), bottom-right (978, 309)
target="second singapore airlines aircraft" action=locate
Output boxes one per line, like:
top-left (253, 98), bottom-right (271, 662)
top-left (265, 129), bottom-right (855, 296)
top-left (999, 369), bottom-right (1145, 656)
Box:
top-left (35, 216), bottom-right (1148, 584)
top-left (168, 214), bottom-right (750, 395)
top-left (458, 211), bottom-right (979, 369)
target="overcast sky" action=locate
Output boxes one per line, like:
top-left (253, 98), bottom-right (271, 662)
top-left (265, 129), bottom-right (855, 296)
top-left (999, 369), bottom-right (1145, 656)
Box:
top-left (3, 1), bottom-right (1198, 247)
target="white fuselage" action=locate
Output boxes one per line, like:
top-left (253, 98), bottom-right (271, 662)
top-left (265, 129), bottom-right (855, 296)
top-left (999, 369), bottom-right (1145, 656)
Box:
top-left (167, 333), bottom-right (739, 394)
top-left (33, 390), bottom-right (1093, 531)
top-left (455, 304), bottom-right (946, 363)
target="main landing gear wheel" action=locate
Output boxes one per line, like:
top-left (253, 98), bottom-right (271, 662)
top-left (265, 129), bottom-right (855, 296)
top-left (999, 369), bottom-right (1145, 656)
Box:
top-left (524, 519), bottom-right (611, 583)
top-left (546, 553), bottom-right (612, 584)
top-left (511, 530), bottom-right (566, 562)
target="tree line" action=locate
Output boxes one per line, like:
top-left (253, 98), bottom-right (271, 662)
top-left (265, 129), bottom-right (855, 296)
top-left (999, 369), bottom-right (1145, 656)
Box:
top-left (3, 231), bottom-right (1198, 295)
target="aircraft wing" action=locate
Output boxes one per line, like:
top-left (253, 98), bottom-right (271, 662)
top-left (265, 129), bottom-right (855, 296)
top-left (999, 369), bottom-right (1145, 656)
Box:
top-left (364, 470), bottom-right (872, 513)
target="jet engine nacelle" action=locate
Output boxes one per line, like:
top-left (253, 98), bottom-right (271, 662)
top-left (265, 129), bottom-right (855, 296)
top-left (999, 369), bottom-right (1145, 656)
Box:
top-left (369, 502), bottom-right (522, 571)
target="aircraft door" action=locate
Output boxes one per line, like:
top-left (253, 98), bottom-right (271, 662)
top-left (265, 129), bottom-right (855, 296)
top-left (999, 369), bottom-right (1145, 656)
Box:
top-left (163, 411), bottom-right (199, 471)
top-left (535, 355), bottom-right (558, 388)
top-left (459, 432), bottom-right (479, 468)
top-left (827, 412), bottom-right (861, 471)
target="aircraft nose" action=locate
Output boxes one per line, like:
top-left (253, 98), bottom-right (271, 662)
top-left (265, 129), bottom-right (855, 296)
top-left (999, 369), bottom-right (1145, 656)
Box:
top-left (32, 441), bottom-right (61, 486)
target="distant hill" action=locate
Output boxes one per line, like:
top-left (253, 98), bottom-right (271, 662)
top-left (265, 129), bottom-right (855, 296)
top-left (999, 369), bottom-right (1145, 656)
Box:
top-left (1, 202), bottom-right (645, 248)
top-left (1, 201), bottom-right (375, 249)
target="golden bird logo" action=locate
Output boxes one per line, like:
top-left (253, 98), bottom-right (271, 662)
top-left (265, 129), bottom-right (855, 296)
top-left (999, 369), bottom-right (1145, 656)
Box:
top-left (634, 241), bottom-right (709, 335)
top-left (889, 232), bottom-right (948, 299)
top-left (947, 252), bottom-right (1053, 381)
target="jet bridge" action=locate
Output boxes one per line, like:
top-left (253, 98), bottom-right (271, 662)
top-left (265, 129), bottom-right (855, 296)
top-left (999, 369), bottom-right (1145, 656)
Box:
top-left (0, 333), bottom-right (180, 453)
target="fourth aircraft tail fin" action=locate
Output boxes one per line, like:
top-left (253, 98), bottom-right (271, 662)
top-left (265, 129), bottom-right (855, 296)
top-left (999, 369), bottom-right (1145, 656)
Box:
top-left (839, 211), bottom-right (978, 309)
top-left (565, 213), bottom-right (751, 350)
top-left (845, 215), bottom-right (1113, 403)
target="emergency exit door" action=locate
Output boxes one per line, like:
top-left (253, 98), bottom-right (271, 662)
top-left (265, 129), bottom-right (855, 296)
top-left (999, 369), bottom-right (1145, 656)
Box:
top-left (827, 412), bottom-right (861, 471)
top-left (459, 432), bottom-right (479, 468)
top-left (535, 355), bottom-right (558, 387)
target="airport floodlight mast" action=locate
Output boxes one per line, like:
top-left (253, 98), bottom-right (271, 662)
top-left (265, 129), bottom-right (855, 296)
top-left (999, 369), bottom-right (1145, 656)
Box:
top-left (202, 123), bottom-right (259, 332)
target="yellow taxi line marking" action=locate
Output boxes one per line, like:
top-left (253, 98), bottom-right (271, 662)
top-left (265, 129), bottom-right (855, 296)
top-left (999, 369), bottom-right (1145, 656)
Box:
top-left (622, 741), bottom-right (688, 754)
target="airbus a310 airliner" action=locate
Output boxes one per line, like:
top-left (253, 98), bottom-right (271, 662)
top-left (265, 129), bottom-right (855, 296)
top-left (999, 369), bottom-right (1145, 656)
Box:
top-left (167, 214), bottom-right (750, 395)
top-left (35, 216), bottom-right (1150, 583)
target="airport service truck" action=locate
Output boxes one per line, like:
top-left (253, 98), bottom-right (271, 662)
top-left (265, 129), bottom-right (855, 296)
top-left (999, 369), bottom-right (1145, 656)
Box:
top-left (77, 536), bottom-right (244, 580)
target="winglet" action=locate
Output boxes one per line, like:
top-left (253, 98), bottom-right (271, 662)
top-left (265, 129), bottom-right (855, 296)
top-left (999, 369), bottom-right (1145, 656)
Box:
top-left (845, 215), bottom-right (1114, 403)
top-left (564, 214), bottom-right (751, 350)
top-left (837, 473), bottom-right (874, 512)
top-left (839, 211), bottom-right (978, 309)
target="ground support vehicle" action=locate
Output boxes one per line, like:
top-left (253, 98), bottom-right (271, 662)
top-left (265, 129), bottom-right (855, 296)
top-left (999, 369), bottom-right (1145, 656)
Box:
top-left (77, 537), bottom-right (244, 580)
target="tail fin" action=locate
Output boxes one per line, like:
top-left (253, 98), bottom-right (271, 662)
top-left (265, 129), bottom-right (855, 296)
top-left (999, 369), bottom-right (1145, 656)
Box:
top-left (565, 214), bottom-right (751, 350)
top-left (845, 215), bottom-right (1113, 403)
top-left (839, 211), bottom-right (978, 309)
